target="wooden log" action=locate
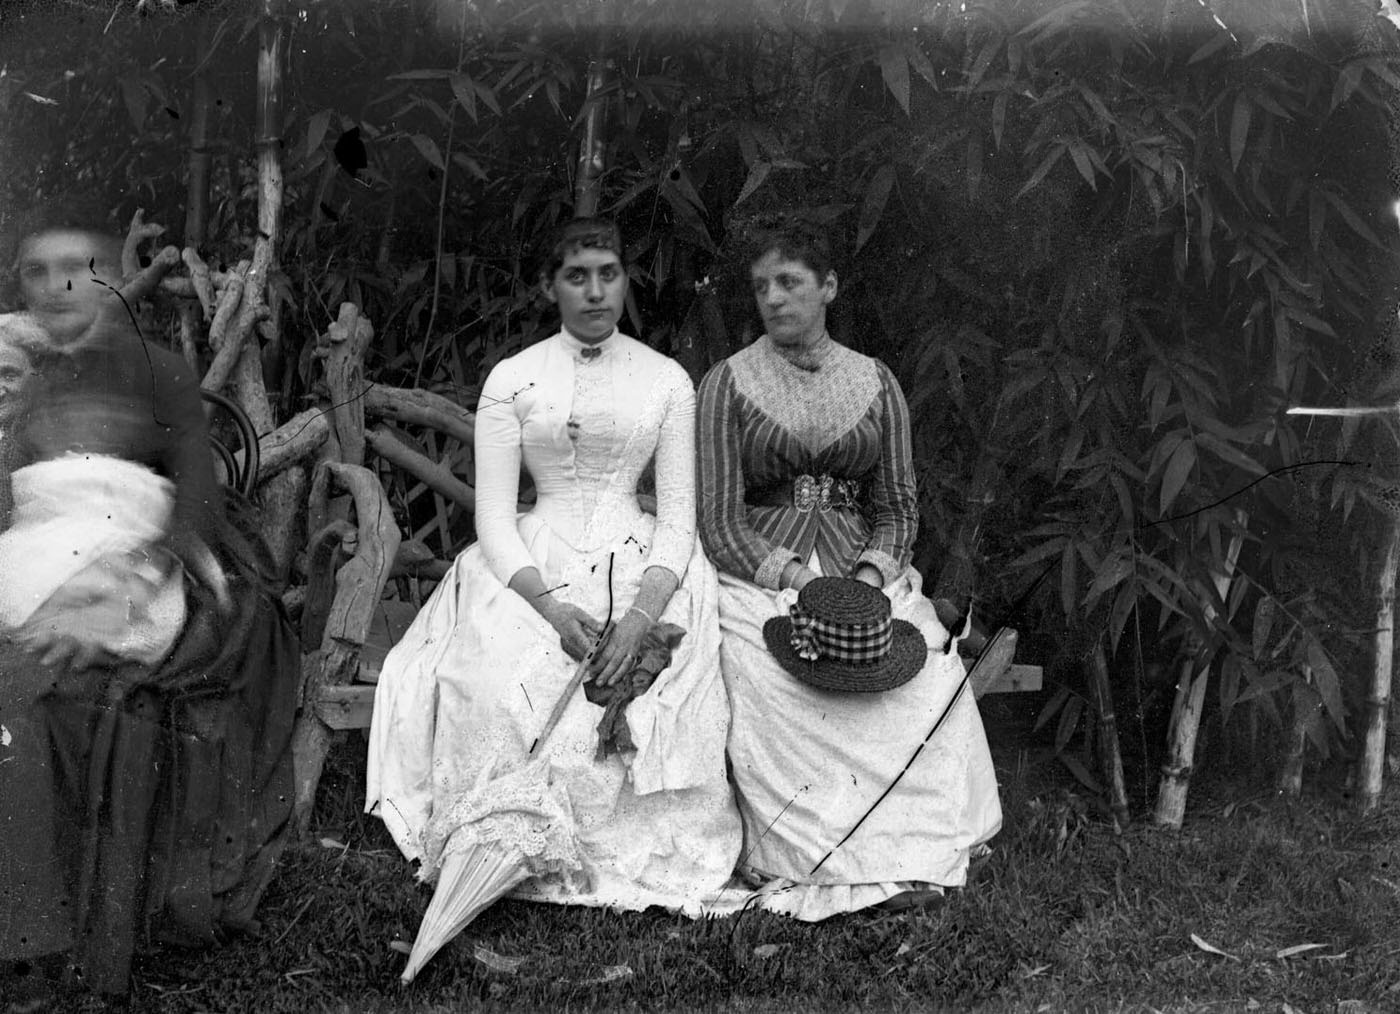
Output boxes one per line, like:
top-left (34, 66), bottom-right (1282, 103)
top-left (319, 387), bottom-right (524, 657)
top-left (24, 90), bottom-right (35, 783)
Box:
top-left (291, 461), bottom-right (400, 835)
top-left (312, 683), bottom-right (376, 731)
top-left (116, 244), bottom-right (183, 305)
top-left (300, 519), bottom-right (356, 649)
top-left (182, 247), bottom-right (217, 322)
top-left (316, 303), bottom-right (374, 468)
top-left (1359, 518), bottom-right (1400, 813)
top-left (201, 262), bottom-right (251, 394)
top-left (364, 384), bottom-right (475, 446)
top-left (1154, 516), bottom-right (1246, 829)
top-left (258, 408), bottom-right (330, 479)
top-left (161, 273), bottom-right (232, 300)
top-left (1090, 642), bottom-right (1131, 828)
top-left (177, 302), bottom-right (200, 371)
top-left (972, 663), bottom-right (1042, 698)
top-left (366, 425), bottom-right (476, 513)
top-left (120, 209), bottom-right (168, 279)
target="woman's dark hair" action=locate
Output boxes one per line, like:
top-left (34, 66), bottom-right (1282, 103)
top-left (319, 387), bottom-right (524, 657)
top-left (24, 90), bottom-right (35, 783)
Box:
top-left (744, 217), bottom-right (836, 280)
top-left (540, 217), bottom-right (624, 281)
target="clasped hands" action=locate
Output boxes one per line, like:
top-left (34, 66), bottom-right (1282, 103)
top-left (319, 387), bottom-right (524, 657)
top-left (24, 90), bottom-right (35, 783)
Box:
top-left (784, 560), bottom-right (884, 592)
top-left (545, 601), bottom-right (651, 688)
top-left (15, 546), bottom-right (172, 670)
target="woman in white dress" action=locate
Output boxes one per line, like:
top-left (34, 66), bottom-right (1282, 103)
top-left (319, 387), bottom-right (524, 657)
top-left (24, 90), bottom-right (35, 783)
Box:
top-left (366, 219), bottom-right (741, 914)
top-left (696, 218), bottom-right (1002, 920)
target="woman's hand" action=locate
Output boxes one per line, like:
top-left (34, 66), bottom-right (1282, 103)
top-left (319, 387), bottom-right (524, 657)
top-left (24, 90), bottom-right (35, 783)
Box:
top-left (588, 608), bottom-right (650, 687)
top-left (784, 563), bottom-right (818, 592)
top-left (852, 563), bottom-right (884, 588)
top-left (545, 602), bottom-right (604, 662)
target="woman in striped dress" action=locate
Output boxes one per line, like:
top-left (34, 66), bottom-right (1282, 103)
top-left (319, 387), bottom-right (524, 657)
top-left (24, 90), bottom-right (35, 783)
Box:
top-left (696, 219), bottom-right (1002, 920)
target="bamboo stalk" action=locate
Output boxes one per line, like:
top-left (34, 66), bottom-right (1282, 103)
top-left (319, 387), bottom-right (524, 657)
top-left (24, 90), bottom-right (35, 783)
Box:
top-left (1278, 680), bottom-right (1311, 798)
top-left (1089, 641), bottom-right (1130, 827)
top-left (573, 36), bottom-right (610, 217)
top-left (1154, 515), bottom-right (1246, 829)
top-left (1359, 517), bottom-right (1400, 812)
top-left (184, 21), bottom-right (213, 255)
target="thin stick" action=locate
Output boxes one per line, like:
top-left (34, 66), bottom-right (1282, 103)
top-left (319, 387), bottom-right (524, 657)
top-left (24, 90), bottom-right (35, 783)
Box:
top-left (528, 622), bottom-right (613, 758)
top-left (809, 668), bottom-right (971, 877)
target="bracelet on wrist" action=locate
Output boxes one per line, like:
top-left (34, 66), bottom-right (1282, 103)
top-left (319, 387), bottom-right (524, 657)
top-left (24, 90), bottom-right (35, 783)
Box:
top-left (626, 605), bottom-right (656, 624)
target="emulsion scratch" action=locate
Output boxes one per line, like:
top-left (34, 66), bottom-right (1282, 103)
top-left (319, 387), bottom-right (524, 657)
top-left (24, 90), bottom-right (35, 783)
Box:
top-left (521, 684), bottom-right (533, 713)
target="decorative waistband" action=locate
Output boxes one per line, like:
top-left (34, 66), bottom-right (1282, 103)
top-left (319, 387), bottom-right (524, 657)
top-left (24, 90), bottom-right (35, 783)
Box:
top-left (746, 474), bottom-right (863, 514)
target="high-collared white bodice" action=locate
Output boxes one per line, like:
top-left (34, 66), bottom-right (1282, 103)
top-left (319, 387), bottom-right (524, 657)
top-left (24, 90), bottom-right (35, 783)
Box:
top-left (472, 329), bottom-right (697, 587)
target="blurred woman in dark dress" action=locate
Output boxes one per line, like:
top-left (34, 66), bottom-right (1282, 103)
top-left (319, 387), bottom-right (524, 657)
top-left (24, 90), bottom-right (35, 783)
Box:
top-left (0, 205), bottom-right (298, 1005)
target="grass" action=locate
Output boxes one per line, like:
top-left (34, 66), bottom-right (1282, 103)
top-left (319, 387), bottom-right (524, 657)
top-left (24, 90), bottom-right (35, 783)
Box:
top-left (73, 717), bottom-right (1400, 1014)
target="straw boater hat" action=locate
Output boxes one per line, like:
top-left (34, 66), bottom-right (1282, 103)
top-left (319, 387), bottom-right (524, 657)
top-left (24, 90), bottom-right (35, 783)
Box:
top-left (763, 577), bottom-right (928, 692)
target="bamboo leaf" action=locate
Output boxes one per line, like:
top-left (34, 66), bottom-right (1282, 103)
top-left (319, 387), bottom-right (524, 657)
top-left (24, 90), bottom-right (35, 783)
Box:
top-left (1229, 93), bottom-right (1251, 173)
top-left (1305, 639), bottom-right (1346, 730)
top-left (1015, 144), bottom-right (1066, 200)
top-left (856, 164), bottom-right (896, 252)
top-left (1275, 943), bottom-right (1328, 960)
top-left (1282, 305), bottom-right (1337, 337)
top-left (409, 133), bottom-right (445, 171)
top-left (1190, 933), bottom-right (1240, 961)
top-left (450, 73), bottom-right (478, 121)
top-left (992, 91), bottom-right (1009, 150)
top-left (1057, 752), bottom-right (1103, 794)
top-left (305, 109), bottom-right (333, 158)
top-left (1011, 538), bottom-right (1068, 569)
top-left (1066, 140), bottom-right (1096, 188)
top-left (1331, 60), bottom-right (1365, 110)
top-left (1108, 580), bottom-right (1136, 650)
top-left (878, 45), bottom-right (911, 116)
top-left (1196, 431), bottom-right (1267, 477)
top-left (1188, 31), bottom-right (1233, 64)
top-left (1060, 539), bottom-right (1078, 615)
top-left (1056, 425), bottom-right (1085, 481)
top-left (1054, 695), bottom-right (1084, 754)
top-left (733, 160), bottom-right (772, 208)
top-left (1322, 191), bottom-right (1384, 249)
top-left (1087, 552), bottom-right (1133, 605)
top-left (1158, 439), bottom-right (1196, 516)
top-left (1034, 685), bottom-right (1071, 733)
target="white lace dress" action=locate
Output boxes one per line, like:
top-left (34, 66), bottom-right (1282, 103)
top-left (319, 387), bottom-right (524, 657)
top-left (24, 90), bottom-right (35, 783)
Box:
top-left (365, 329), bottom-right (742, 912)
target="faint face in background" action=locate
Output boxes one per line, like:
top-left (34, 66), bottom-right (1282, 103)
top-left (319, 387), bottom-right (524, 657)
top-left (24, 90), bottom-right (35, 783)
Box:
top-left (0, 315), bottom-right (43, 427)
top-left (16, 229), bottom-right (124, 349)
top-left (0, 342), bottom-right (33, 427)
top-left (544, 246), bottom-right (627, 343)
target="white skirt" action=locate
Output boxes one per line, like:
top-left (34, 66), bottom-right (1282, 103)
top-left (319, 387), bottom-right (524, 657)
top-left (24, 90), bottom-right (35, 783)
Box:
top-left (718, 564), bottom-right (1002, 920)
top-left (365, 508), bottom-right (743, 915)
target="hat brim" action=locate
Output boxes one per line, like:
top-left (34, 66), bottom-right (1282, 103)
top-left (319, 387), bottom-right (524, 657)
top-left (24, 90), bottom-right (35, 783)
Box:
top-left (762, 614), bottom-right (928, 693)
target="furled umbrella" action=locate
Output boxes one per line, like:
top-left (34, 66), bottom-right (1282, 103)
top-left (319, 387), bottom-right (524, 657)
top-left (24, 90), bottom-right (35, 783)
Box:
top-left (399, 629), bottom-right (612, 984)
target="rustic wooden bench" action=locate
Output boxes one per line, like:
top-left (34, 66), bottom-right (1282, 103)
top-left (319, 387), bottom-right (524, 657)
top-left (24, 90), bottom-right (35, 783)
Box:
top-left (309, 602), bottom-right (1043, 733)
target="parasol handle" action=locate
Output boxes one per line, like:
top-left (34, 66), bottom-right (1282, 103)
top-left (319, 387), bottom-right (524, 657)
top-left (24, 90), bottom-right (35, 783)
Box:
top-left (528, 621), bottom-right (613, 758)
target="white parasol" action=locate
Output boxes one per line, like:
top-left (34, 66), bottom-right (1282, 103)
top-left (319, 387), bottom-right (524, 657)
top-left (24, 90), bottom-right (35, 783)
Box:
top-left (399, 629), bottom-right (610, 984)
top-left (400, 835), bottom-right (535, 983)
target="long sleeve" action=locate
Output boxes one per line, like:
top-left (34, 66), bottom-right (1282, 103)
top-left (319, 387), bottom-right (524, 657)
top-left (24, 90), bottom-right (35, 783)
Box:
top-left (473, 360), bottom-right (535, 585)
top-left (643, 367), bottom-right (697, 581)
top-left (696, 362), bottom-right (799, 589)
top-left (856, 362), bottom-right (919, 583)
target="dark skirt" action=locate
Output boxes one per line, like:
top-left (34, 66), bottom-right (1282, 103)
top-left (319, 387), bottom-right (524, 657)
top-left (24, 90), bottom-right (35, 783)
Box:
top-left (0, 498), bottom-right (298, 995)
